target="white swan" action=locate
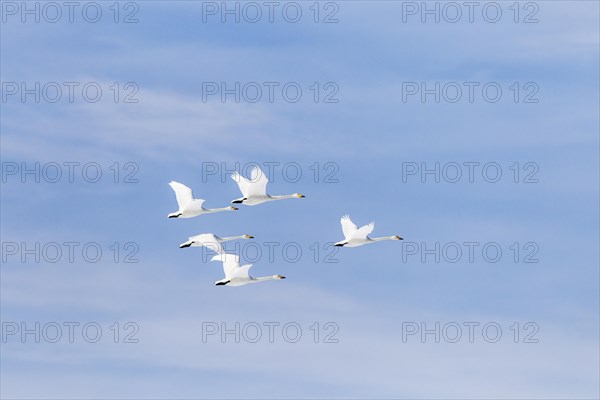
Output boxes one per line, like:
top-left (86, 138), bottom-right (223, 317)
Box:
top-left (168, 181), bottom-right (237, 218)
top-left (231, 166), bottom-right (305, 206)
top-left (179, 233), bottom-right (254, 253)
top-left (334, 215), bottom-right (403, 247)
top-left (211, 253), bottom-right (285, 287)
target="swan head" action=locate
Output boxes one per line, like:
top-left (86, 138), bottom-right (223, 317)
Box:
top-left (394, 235), bottom-right (403, 240)
top-left (295, 193), bottom-right (305, 198)
top-left (244, 235), bottom-right (254, 239)
top-left (229, 206), bottom-right (239, 211)
top-left (275, 275), bottom-right (286, 280)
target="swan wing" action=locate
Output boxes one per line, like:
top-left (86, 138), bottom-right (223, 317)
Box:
top-left (185, 199), bottom-right (205, 213)
top-left (212, 253), bottom-right (241, 278)
top-left (352, 222), bottom-right (375, 239)
top-left (340, 215), bottom-right (358, 239)
top-left (169, 181), bottom-right (195, 209)
top-left (189, 233), bottom-right (223, 254)
top-left (247, 166), bottom-right (269, 196)
top-left (231, 171), bottom-right (252, 197)
top-left (232, 264), bottom-right (253, 279)
top-left (189, 233), bottom-right (216, 242)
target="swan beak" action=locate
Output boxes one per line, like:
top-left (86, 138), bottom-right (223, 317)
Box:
top-left (179, 242), bottom-right (193, 248)
top-left (297, 194), bottom-right (305, 198)
top-left (230, 206), bottom-right (239, 211)
top-left (334, 243), bottom-right (344, 247)
top-left (245, 235), bottom-right (254, 239)
top-left (276, 275), bottom-right (286, 279)
top-left (395, 236), bottom-right (403, 240)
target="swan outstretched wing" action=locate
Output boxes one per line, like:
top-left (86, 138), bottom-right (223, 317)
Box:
top-left (247, 166), bottom-right (269, 196)
top-left (353, 222), bottom-right (375, 239)
top-left (189, 233), bottom-right (223, 254)
top-left (231, 172), bottom-right (252, 197)
top-left (169, 181), bottom-right (195, 209)
top-left (212, 253), bottom-right (241, 278)
top-left (231, 166), bottom-right (269, 197)
top-left (340, 215), bottom-right (358, 239)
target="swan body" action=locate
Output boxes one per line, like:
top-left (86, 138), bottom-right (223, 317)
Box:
top-left (211, 253), bottom-right (285, 287)
top-left (334, 215), bottom-right (403, 247)
top-left (230, 166), bottom-right (305, 206)
top-left (179, 233), bottom-right (254, 253)
top-left (168, 181), bottom-right (238, 218)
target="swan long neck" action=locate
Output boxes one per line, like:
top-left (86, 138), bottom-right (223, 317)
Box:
top-left (206, 206), bottom-right (235, 213)
top-left (252, 275), bottom-right (280, 282)
top-left (371, 236), bottom-right (400, 242)
top-left (221, 235), bottom-right (249, 242)
top-left (269, 194), bottom-right (297, 200)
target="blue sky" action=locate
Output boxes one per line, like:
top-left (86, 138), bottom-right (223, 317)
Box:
top-left (1, 1), bottom-right (599, 398)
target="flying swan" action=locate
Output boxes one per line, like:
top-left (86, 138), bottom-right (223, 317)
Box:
top-left (231, 166), bottom-right (305, 206)
top-left (211, 253), bottom-right (285, 287)
top-left (168, 181), bottom-right (237, 218)
top-left (179, 233), bottom-right (254, 253)
top-left (334, 215), bottom-right (403, 247)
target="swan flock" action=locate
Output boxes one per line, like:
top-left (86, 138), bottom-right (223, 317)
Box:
top-left (169, 165), bottom-right (403, 287)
